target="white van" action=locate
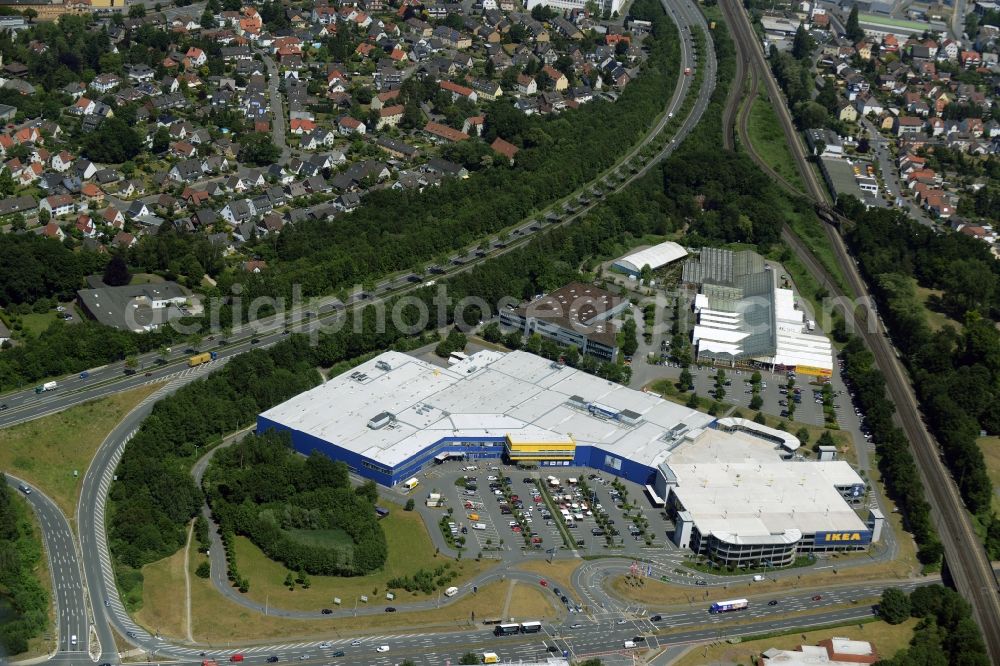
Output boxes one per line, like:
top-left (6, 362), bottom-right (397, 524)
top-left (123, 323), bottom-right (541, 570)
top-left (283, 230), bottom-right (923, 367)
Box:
top-left (472, 523), bottom-right (487, 530)
top-left (624, 640), bottom-right (636, 649)
top-left (444, 586), bottom-right (459, 597)
top-left (752, 574), bottom-right (765, 582)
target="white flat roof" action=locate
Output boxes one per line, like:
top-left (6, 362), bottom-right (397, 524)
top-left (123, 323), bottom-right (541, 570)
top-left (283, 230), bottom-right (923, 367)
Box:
top-left (667, 460), bottom-right (868, 540)
top-left (613, 241), bottom-right (688, 273)
top-left (261, 350), bottom-right (715, 468)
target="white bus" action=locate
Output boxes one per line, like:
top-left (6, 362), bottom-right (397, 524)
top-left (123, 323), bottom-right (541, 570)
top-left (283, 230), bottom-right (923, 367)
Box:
top-left (520, 621), bottom-right (543, 634)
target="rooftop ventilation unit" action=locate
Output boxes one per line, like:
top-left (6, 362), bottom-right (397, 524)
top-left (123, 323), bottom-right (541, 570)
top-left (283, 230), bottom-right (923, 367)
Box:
top-left (367, 411), bottom-right (395, 430)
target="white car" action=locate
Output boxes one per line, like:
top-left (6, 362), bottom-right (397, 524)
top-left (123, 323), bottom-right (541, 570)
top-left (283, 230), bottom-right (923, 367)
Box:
top-left (488, 475), bottom-right (498, 481)
top-left (350, 640), bottom-right (362, 647)
top-left (376, 646), bottom-right (390, 653)
top-left (319, 642), bottom-right (331, 649)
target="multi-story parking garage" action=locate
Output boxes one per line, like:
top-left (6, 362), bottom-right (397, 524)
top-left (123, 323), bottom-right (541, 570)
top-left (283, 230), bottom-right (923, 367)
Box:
top-left (258, 349), bottom-right (881, 565)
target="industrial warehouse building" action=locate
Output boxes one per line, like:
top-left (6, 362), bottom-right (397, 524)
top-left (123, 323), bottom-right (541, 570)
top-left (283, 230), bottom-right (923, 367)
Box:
top-left (611, 241), bottom-right (688, 277)
top-left (684, 248), bottom-right (834, 377)
top-left (258, 349), bottom-right (880, 565)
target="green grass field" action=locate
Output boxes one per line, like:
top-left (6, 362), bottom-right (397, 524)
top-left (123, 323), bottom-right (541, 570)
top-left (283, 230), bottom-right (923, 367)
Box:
top-left (232, 502), bottom-right (496, 612)
top-left (746, 93), bottom-right (806, 191)
top-left (19, 311), bottom-right (59, 337)
top-left (0, 384), bottom-right (163, 519)
top-left (285, 528), bottom-right (354, 550)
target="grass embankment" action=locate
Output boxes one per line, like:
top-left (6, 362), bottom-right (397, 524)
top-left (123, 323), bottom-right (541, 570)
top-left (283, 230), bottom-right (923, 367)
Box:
top-left (139, 543), bottom-right (552, 642)
top-left (230, 504), bottom-right (497, 612)
top-left (746, 93), bottom-right (806, 192)
top-left (669, 617), bottom-right (917, 665)
top-left (0, 384), bottom-right (163, 519)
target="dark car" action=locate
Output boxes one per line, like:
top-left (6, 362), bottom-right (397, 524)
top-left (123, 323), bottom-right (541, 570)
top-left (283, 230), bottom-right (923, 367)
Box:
top-left (385, 606), bottom-right (396, 612)
top-left (633, 636), bottom-right (646, 643)
top-left (267, 657), bottom-right (279, 663)
top-left (0, 404), bottom-right (7, 411)
top-left (251, 338), bottom-right (260, 344)
top-left (546, 646), bottom-right (559, 652)
top-left (560, 595), bottom-right (569, 603)
top-left (321, 608), bottom-right (333, 614)
top-left (331, 651), bottom-right (345, 658)
top-left (650, 615), bottom-right (662, 622)
top-left (812, 595), bottom-right (822, 601)
top-left (696, 580), bottom-right (707, 586)
top-left (768, 600), bottom-right (778, 606)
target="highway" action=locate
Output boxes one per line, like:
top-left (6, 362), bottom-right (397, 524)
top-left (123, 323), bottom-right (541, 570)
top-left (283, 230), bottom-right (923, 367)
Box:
top-left (720, 0), bottom-right (1000, 660)
top-left (3, 475), bottom-right (88, 658)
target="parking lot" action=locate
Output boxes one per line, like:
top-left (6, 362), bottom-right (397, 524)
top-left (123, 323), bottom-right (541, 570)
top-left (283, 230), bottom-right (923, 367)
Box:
top-left (643, 359), bottom-right (851, 429)
top-left (415, 462), bottom-right (681, 565)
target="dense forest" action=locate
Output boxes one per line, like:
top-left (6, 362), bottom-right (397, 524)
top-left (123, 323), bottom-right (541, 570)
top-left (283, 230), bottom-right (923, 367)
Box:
top-left (841, 200), bottom-right (1000, 557)
top-left (877, 584), bottom-right (989, 666)
top-left (0, 484), bottom-right (48, 656)
top-left (0, 235), bottom-right (105, 309)
top-left (203, 432), bottom-right (387, 576)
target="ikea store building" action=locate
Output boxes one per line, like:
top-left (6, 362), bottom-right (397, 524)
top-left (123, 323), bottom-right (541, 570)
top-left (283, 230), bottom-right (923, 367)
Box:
top-left (258, 349), bottom-right (882, 565)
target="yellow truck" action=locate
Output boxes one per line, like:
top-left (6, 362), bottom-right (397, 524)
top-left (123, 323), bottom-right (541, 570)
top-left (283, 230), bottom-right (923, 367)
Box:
top-left (188, 351), bottom-right (218, 367)
top-left (483, 653), bottom-right (499, 664)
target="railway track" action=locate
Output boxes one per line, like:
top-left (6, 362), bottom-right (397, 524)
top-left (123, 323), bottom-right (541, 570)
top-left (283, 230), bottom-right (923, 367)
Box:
top-left (720, 0), bottom-right (1000, 658)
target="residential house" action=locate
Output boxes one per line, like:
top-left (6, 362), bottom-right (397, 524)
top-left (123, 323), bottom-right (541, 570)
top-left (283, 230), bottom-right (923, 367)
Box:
top-left (169, 159), bottom-right (204, 183)
top-left (491, 137), bottom-right (519, 165)
top-left (440, 80), bottom-right (478, 103)
top-left (338, 116), bottom-right (367, 135)
top-left (423, 121), bottom-right (469, 142)
top-left (40, 194), bottom-right (75, 217)
top-left (516, 73), bottom-right (537, 95)
top-left (376, 105), bottom-right (405, 130)
top-left (51, 151), bottom-right (74, 172)
top-left (221, 198), bottom-right (256, 224)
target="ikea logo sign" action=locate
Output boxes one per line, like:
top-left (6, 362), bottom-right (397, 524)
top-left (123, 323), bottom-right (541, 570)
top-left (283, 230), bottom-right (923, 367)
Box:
top-left (816, 530), bottom-right (872, 545)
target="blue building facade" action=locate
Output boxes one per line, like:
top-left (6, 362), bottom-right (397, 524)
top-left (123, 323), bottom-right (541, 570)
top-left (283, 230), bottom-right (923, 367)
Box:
top-left (257, 415), bottom-right (661, 488)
